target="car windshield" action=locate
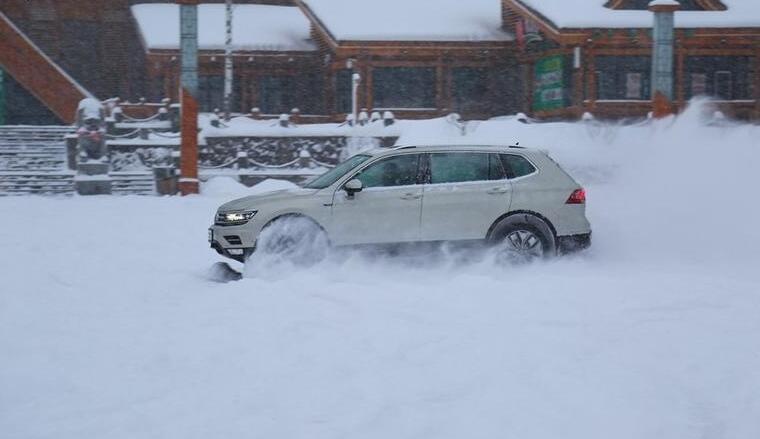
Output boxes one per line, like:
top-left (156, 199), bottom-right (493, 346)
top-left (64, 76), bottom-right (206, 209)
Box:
top-left (302, 154), bottom-right (372, 189)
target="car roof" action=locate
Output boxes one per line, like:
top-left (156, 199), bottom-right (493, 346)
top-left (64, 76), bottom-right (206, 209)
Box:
top-left (364, 144), bottom-right (541, 157)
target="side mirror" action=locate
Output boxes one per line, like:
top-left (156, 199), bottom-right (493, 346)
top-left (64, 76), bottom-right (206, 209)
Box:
top-left (344, 178), bottom-right (363, 197)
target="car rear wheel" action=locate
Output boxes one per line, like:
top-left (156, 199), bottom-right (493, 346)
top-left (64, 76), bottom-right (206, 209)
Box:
top-left (490, 215), bottom-right (556, 263)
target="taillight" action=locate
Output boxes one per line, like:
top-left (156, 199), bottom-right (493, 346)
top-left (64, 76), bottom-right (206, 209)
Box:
top-left (566, 188), bottom-right (586, 204)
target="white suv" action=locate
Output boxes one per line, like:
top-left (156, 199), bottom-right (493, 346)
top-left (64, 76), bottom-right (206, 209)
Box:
top-left (209, 145), bottom-right (591, 263)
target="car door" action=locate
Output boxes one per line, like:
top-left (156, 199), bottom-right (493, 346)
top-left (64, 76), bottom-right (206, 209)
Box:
top-left (330, 153), bottom-right (424, 245)
top-left (420, 152), bottom-right (512, 241)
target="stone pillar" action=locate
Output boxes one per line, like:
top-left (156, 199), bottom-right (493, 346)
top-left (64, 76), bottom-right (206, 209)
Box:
top-left (649, 0), bottom-right (679, 117)
top-left (74, 98), bottom-right (111, 195)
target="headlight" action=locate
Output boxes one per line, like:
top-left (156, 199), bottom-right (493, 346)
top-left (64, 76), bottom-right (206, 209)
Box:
top-left (216, 210), bottom-right (256, 225)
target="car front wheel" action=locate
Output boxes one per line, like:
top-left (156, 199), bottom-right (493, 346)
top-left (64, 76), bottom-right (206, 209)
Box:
top-left (252, 216), bottom-right (329, 267)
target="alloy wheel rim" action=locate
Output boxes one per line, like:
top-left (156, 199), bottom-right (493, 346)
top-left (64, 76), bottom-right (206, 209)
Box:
top-left (502, 230), bottom-right (544, 259)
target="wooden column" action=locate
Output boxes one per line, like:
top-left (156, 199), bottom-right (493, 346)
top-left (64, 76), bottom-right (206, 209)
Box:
top-left (524, 60), bottom-right (533, 114)
top-left (436, 59), bottom-right (446, 114)
top-left (178, 0), bottom-right (200, 195)
top-left (179, 87), bottom-right (199, 195)
top-left (755, 47), bottom-right (760, 120)
top-left (586, 45), bottom-right (597, 112)
top-left (363, 63), bottom-right (372, 110)
top-left (676, 43), bottom-right (685, 108)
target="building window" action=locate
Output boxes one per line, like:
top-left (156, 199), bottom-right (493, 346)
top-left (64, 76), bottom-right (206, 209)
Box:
top-left (715, 71), bottom-right (732, 100)
top-left (258, 76), bottom-right (293, 114)
top-left (256, 74), bottom-right (322, 115)
top-left (335, 69), bottom-right (352, 114)
top-left (198, 75), bottom-right (224, 112)
top-left (296, 73), bottom-right (324, 114)
top-left (372, 67), bottom-right (436, 109)
top-left (452, 68), bottom-right (489, 113)
top-left (690, 73), bottom-right (707, 96)
top-left (595, 56), bottom-right (650, 100)
top-left (685, 57), bottom-right (751, 100)
top-left (625, 73), bottom-right (643, 99)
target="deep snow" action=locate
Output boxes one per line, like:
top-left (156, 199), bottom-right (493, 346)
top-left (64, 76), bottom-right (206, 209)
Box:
top-left (2, 102), bottom-right (760, 438)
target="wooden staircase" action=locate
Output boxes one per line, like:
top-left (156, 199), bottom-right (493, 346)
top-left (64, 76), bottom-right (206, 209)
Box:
top-left (110, 172), bottom-right (156, 196)
top-left (0, 125), bottom-right (75, 195)
top-left (0, 126), bottom-right (160, 196)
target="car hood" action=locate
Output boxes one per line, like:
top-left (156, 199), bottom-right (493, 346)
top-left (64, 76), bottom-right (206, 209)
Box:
top-left (218, 187), bottom-right (320, 212)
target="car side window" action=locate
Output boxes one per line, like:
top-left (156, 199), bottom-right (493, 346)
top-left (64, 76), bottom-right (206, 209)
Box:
top-left (488, 153), bottom-right (508, 180)
top-left (500, 154), bottom-right (537, 179)
top-left (430, 152), bottom-right (490, 184)
top-left (355, 154), bottom-right (421, 188)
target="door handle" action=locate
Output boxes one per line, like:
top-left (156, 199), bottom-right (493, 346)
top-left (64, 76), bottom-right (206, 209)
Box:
top-left (486, 187), bottom-right (509, 195)
top-left (400, 193), bottom-right (422, 200)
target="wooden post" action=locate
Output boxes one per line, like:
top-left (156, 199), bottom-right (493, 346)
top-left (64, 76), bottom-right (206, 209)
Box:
top-left (675, 42), bottom-right (685, 109)
top-left (652, 91), bottom-right (675, 118)
top-left (436, 61), bottom-right (446, 115)
top-left (179, 88), bottom-right (199, 195)
top-left (178, 0), bottom-right (200, 195)
top-left (755, 47), bottom-right (760, 120)
top-left (587, 44), bottom-right (597, 112)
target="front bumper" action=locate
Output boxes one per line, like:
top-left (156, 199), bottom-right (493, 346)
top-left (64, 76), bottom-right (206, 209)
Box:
top-left (208, 224), bottom-right (256, 262)
top-left (210, 240), bottom-right (253, 263)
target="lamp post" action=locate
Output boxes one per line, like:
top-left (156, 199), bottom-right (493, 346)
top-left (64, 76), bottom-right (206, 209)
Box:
top-left (223, 0), bottom-right (233, 121)
top-left (178, 0), bottom-right (199, 195)
top-left (648, 0), bottom-right (680, 118)
top-left (351, 73), bottom-right (361, 125)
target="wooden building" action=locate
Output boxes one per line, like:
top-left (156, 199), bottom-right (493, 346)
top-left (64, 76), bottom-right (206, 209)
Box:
top-left (294, 0), bottom-right (520, 120)
top-left (502, 0), bottom-right (760, 120)
top-left (133, 0), bottom-right (520, 121)
top-left (1, 0), bottom-right (759, 124)
top-left (132, 2), bottom-right (324, 115)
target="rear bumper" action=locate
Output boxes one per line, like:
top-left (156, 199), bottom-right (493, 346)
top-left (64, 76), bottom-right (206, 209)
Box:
top-left (557, 232), bottom-right (591, 255)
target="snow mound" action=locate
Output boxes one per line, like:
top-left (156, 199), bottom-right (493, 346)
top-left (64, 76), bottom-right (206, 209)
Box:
top-left (202, 177), bottom-right (299, 199)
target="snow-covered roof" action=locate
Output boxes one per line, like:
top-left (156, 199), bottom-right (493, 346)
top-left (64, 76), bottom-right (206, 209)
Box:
top-left (516, 0), bottom-right (760, 28)
top-left (131, 4), bottom-right (316, 52)
top-left (301, 0), bottom-right (513, 42)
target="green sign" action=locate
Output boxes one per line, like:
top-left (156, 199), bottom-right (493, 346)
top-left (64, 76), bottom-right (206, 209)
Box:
top-left (0, 69), bottom-right (5, 125)
top-left (533, 55), bottom-right (565, 111)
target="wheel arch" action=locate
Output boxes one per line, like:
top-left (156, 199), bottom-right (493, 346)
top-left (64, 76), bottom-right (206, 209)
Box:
top-left (486, 210), bottom-right (558, 243)
top-left (260, 212), bottom-right (331, 242)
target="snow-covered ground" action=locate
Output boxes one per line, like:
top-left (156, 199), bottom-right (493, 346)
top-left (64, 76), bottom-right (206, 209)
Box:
top-left (2, 102), bottom-right (760, 438)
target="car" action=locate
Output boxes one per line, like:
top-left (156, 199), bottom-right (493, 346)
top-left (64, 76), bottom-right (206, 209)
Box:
top-left (208, 145), bottom-right (591, 264)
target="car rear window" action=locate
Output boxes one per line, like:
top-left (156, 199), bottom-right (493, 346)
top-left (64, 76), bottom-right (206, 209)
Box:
top-left (500, 154), bottom-right (536, 179)
top-left (429, 152), bottom-right (490, 184)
